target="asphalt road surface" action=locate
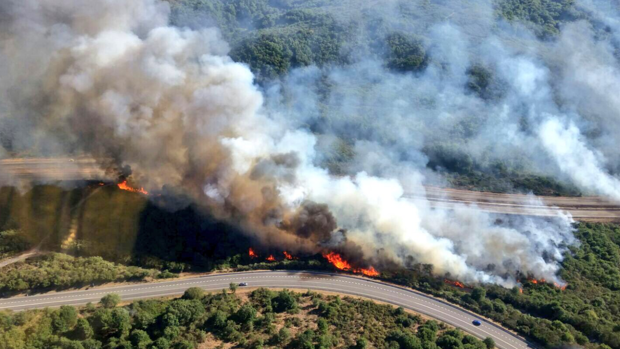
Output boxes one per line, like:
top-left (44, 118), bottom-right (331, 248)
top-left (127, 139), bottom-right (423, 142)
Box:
top-left (408, 186), bottom-right (620, 222)
top-left (0, 157), bottom-right (107, 181)
top-left (0, 270), bottom-right (533, 349)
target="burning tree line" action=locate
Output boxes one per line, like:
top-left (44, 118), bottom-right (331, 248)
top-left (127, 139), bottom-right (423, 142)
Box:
top-left (111, 180), bottom-right (573, 290)
top-left (248, 248), bottom-right (379, 277)
top-left (249, 247), bottom-right (568, 288)
top-left (322, 252), bottom-right (380, 277)
top-left (92, 179), bottom-right (149, 195)
top-left (444, 276), bottom-right (567, 292)
top-left (111, 176), bottom-right (381, 278)
top-left (248, 248), bottom-right (297, 263)
top-left (110, 178), bottom-right (566, 290)
top-left (117, 180), bottom-right (148, 195)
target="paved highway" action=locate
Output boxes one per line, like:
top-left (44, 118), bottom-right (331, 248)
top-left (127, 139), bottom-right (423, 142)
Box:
top-left (411, 186), bottom-right (620, 222)
top-left (2, 157), bottom-right (620, 221)
top-left (0, 270), bottom-right (533, 349)
top-left (0, 157), bottom-right (108, 181)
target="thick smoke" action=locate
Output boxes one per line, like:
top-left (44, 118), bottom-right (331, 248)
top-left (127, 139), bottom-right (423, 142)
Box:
top-left (538, 118), bottom-right (620, 199)
top-left (263, 0), bottom-right (620, 202)
top-left (0, 0), bottom-right (598, 286)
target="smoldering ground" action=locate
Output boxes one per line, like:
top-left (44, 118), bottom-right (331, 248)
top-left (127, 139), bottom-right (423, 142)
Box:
top-left (4, 0), bottom-right (619, 286)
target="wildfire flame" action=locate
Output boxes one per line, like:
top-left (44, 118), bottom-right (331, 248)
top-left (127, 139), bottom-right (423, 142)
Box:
top-left (283, 251), bottom-right (297, 260)
top-left (357, 266), bottom-right (380, 277)
top-left (249, 248), bottom-right (258, 259)
top-left (117, 180), bottom-right (148, 195)
top-left (266, 255), bottom-right (276, 262)
top-left (444, 279), bottom-right (465, 288)
top-left (322, 252), bottom-right (379, 277)
top-left (323, 252), bottom-right (352, 270)
top-left (519, 278), bottom-right (567, 291)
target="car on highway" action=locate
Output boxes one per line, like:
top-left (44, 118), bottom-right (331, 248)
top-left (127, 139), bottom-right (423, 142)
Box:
top-left (239, 282), bottom-right (248, 286)
top-left (472, 320), bottom-right (481, 326)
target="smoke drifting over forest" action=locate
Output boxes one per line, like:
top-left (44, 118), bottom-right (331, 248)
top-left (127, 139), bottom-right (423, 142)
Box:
top-left (3, 0), bottom-right (620, 286)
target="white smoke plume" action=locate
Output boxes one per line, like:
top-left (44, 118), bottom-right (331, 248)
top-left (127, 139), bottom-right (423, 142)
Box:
top-left (257, 1), bottom-right (620, 203)
top-left (539, 117), bottom-right (620, 200)
top-left (0, 0), bottom-right (583, 286)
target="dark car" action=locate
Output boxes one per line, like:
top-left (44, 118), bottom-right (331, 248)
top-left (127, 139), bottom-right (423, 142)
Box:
top-left (472, 320), bottom-right (481, 326)
top-left (239, 282), bottom-right (248, 286)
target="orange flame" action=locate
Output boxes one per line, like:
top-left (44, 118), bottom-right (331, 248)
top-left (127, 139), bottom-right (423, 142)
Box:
top-left (283, 251), bottom-right (296, 260)
top-left (554, 282), bottom-right (567, 291)
top-left (323, 252), bottom-right (352, 270)
top-left (522, 278), bottom-right (566, 290)
top-left (249, 248), bottom-right (258, 259)
top-left (356, 266), bottom-right (379, 277)
top-left (322, 252), bottom-right (379, 277)
top-left (444, 279), bottom-right (465, 288)
top-left (117, 181), bottom-right (148, 195)
top-left (266, 255), bottom-right (276, 262)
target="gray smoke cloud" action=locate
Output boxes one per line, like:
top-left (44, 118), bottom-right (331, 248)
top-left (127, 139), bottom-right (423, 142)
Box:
top-left (261, 1), bottom-right (620, 202)
top-left (1, 0), bottom-right (604, 286)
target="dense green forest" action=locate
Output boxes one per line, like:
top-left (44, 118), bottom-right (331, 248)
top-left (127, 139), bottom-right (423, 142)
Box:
top-left (486, 223), bottom-right (620, 349)
top-left (168, 0), bottom-right (581, 75)
top-left (0, 287), bottom-right (496, 349)
top-left (381, 223), bottom-right (620, 349)
top-left (497, 0), bottom-right (580, 37)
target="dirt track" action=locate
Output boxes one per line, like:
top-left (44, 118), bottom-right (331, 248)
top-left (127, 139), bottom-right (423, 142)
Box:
top-left (2, 158), bottom-right (620, 222)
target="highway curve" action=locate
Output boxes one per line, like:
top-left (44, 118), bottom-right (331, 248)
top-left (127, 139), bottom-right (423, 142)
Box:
top-left (0, 270), bottom-right (533, 349)
top-left (2, 157), bottom-right (620, 222)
